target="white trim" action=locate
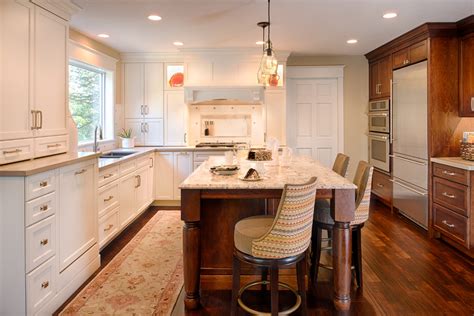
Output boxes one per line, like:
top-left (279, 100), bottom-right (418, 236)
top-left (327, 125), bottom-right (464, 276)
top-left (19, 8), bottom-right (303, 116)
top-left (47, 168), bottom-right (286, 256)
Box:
top-left (120, 52), bottom-right (184, 63)
top-left (286, 66), bottom-right (345, 155)
top-left (30, 0), bottom-right (82, 20)
top-left (69, 40), bottom-right (118, 71)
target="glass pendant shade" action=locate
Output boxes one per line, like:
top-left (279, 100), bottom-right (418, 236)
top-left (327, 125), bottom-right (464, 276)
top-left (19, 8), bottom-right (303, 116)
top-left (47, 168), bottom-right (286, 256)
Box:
top-left (257, 43), bottom-right (278, 85)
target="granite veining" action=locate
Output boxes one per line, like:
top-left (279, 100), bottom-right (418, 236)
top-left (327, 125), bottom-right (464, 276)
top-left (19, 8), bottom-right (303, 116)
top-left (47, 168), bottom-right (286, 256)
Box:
top-left (431, 157), bottom-right (474, 171)
top-left (179, 156), bottom-right (357, 190)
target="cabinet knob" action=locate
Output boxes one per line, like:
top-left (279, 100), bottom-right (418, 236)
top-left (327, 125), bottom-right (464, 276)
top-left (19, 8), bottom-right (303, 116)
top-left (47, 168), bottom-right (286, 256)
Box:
top-left (41, 281), bottom-right (49, 289)
top-left (40, 205), bottom-right (48, 212)
top-left (39, 181), bottom-right (48, 188)
top-left (40, 239), bottom-right (49, 246)
top-left (104, 195), bottom-right (114, 202)
top-left (104, 224), bottom-right (114, 232)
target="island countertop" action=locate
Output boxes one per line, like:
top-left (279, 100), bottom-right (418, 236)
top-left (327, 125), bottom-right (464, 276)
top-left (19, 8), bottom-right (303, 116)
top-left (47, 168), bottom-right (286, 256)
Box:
top-left (179, 156), bottom-right (356, 190)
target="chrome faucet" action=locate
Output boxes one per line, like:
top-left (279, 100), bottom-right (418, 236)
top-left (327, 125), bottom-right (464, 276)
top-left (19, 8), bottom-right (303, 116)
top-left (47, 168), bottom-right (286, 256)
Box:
top-left (94, 126), bottom-right (103, 152)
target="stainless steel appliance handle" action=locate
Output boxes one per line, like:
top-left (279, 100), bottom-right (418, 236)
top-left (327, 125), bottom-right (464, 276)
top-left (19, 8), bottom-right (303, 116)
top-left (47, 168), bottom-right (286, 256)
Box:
top-left (390, 154), bottom-right (427, 166)
top-left (368, 113), bottom-right (388, 117)
top-left (391, 179), bottom-right (427, 196)
top-left (369, 134), bottom-right (388, 140)
top-left (390, 79), bottom-right (394, 144)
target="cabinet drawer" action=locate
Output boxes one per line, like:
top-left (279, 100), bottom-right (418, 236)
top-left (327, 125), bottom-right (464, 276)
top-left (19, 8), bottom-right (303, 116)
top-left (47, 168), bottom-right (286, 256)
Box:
top-left (98, 165), bottom-right (119, 187)
top-left (433, 163), bottom-right (469, 185)
top-left (99, 207), bottom-right (119, 248)
top-left (25, 191), bottom-right (57, 227)
top-left (120, 159), bottom-right (136, 176)
top-left (371, 170), bottom-right (393, 203)
top-left (409, 40), bottom-right (428, 64)
top-left (136, 154), bottom-right (153, 169)
top-left (98, 181), bottom-right (119, 217)
top-left (433, 177), bottom-right (469, 216)
top-left (26, 215), bottom-right (56, 272)
top-left (26, 169), bottom-right (57, 201)
top-left (433, 203), bottom-right (469, 248)
top-left (34, 135), bottom-right (68, 158)
top-left (26, 256), bottom-right (56, 315)
top-left (0, 138), bottom-right (35, 165)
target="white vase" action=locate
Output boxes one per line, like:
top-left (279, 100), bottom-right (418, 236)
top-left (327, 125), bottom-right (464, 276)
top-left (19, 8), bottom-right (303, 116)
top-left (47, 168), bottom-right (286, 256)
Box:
top-left (121, 137), bottom-right (135, 148)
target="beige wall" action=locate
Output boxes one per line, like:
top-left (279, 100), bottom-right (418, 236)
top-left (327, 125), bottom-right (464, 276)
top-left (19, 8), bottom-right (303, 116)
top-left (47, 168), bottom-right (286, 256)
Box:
top-left (286, 55), bottom-right (369, 178)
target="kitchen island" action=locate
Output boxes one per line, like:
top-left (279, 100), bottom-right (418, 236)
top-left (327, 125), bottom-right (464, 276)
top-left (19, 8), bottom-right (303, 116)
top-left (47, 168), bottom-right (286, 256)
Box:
top-left (180, 156), bottom-right (357, 311)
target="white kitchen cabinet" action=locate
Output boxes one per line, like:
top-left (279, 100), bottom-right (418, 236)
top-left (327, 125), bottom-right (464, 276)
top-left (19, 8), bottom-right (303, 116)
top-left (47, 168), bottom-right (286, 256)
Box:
top-left (34, 5), bottom-right (68, 138)
top-left (118, 171), bottom-right (138, 228)
top-left (125, 119), bottom-right (164, 146)
top-left (124, 62), bottom-right (164, 119)
top-left (155, 152), bottom-right (175, 200)
top-left (58, 161), bottom-right (97, 272)
top-left (165, 91), bottom-right (187, 146)
top-left (173, 152), bottom-right (193, 199)
top-left (264, 89), bottom-right (286, 145)
top-left (135, 166), bottom-right (150, 212)
top-left (147, 155), bottom-right (155, 203)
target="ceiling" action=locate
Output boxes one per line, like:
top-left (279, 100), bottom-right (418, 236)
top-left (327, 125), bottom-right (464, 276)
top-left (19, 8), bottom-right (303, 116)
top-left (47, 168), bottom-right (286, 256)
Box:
top-left (70, 0), bottom-right (474, 55)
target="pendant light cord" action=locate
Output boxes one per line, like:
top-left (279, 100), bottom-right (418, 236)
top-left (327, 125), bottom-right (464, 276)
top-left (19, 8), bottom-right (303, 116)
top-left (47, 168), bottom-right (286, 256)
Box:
top-left (267, 0), bottom-right (271, 43)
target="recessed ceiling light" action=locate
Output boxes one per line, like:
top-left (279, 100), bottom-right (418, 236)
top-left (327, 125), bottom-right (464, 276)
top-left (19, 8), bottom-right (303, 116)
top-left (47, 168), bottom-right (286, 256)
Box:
top-left (97, 33), bottom-right (110, 38)
top-left (383, 12), bottom-right (398, 19)
top-left (173, 41), bottom-right (184, 46)
top-left (256, 41), bottom-right (265, 45)
top-left (148, 14), bottom-right (162, 21)
top-left (346, 39), bottom-right (358, 44)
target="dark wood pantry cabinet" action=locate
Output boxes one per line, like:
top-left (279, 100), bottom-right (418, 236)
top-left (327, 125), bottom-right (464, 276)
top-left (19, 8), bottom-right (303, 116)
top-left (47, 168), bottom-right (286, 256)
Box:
top-left (458, 16), bottom-right (474, 117)
top-left (369, 55), bottom-right (391, 100)
top-left (392, 39), bottom-right (428, 69)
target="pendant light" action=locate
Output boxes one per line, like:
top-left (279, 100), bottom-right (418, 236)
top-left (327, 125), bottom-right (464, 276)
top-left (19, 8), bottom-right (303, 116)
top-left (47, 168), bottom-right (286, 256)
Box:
top-left (257, 0), bottom-right (278, 85)
top-left (257, 21), bottom-right (270, 84)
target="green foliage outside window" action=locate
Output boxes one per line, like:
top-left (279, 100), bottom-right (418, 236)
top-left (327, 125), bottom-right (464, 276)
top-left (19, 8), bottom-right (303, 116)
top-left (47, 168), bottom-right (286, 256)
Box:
top-left (69, 64), bottom-right (104, 143)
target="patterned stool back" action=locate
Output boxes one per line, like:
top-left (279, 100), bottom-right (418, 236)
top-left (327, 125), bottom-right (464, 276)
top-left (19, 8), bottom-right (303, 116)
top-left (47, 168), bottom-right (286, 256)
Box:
top-left (352, 161), bottom-right (374, 226)
top-left (252, 177), bottom-right (318, 259)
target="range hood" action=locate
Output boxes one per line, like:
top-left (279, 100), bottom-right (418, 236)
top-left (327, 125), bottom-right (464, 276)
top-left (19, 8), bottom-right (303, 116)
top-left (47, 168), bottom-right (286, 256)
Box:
top-left (184, 86), bottom-right (264, 105)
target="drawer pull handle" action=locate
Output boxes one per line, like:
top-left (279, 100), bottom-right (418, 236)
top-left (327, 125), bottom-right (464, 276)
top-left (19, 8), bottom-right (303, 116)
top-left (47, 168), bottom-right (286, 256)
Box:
top-left (41, 281), bottom-right (49, 289)
top-left (377, 183), bottom-right (384, 188)
top-left (442, 220), bottom-right (455, 228)
top-left (75, 169), bottom-right (87, 175)
top-left (103, 173), bottom-right (114, 179)
top-left (104, 195), bottom-right (114, 202)
top-left (442, 170), bottom-right (456, 176)
top-left (3, 148), bottom-right (22, 154)
top-left (47, 144), bottom-right (61, 148)
top-left (40, 239), bottom-right (49, 246)
top-left (39, 181), bottom-right (48, 187)
top-left (442, 192), bottom-right (456, 199)
top-left (40, 205), bottom-right (48, 212)
top-left (104, 224), bottom-right (114, 232)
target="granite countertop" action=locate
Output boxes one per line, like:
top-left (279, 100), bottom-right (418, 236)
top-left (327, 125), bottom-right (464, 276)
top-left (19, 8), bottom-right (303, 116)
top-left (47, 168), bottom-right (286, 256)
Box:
top-left (0, 152), bottom-right (101, 176)
top-left (431, 157), bottom-right (474, 170)
top-left (179, 156), bottom-right (357, 190)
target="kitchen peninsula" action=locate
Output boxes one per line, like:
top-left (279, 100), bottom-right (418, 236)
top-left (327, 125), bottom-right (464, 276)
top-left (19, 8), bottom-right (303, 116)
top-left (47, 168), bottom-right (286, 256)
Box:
top-left (180, 156), bottom-right (357, 310)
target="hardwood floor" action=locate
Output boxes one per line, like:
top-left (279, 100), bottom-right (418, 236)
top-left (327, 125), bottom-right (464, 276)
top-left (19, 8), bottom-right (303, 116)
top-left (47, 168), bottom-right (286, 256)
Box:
top-left (174, 199), bottom-right (474, 315)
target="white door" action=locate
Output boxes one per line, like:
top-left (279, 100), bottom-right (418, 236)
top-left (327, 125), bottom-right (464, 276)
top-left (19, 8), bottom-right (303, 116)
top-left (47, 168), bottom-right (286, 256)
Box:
top-left (135, 166), bottom-right (149, 213)
top-left (0, 0), bottom-right (34, 141)
top-left (59, 162), bottom-right (96, 272)
top-left (118, 171), bottom-right (137, 228)
top-left (264, 90), bottom-right (286, 145)
top-left (144, 63), bottom-right (164, 118)
top-left (155, 152), bottom-right (174, 200)
top-left (124, 119), bottom-right (145, 146)
top-left (165, 91), bottom-right (187, 146)
top-left (124, 63), bottom-right (144, 119)
top-left (287, 79), bottom-right (339, 168)
top-left (173, 152), bottom-right (193, 199)
top-left (143, 119), bottom-right (164, 146)
top-left (34, 6), bottom-right (67, 137)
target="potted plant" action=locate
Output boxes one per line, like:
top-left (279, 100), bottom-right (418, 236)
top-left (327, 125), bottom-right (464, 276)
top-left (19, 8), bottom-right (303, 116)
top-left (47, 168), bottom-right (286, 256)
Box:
top-left (118, 128), bottom-right (135, 148)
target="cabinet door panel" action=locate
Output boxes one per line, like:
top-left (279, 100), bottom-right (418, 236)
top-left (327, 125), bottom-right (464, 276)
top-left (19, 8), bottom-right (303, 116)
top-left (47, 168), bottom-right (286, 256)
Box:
top-left (369, 61), bottom-right (379, 100)
top-left (165, 91), bottom-right (187, 145)
top-left (155, 152), bottom-right (174, 200)
top-left (135, 166), bottom-right (149, 214)
top-left (0, 0), bottom-right (34, 140)
top-left (378, 56), bottom-right (391, 97)
top-left (124, 119), bottom-right (145, 146)
top-left (174, 152), bottom-right (193, 199)
top-left (119, 172), bottom-right (137, 228)
top-left (34, 6), bottom-right (67, 137)
top-left (124, 63), bottom-right (144, 119)
top-left (460, 35), bottom-right (474, 116)
top-left (409, 40), bottom-right (427, 64)
top-left (144, 119), bottom-right (164, 145)
top-left (144, 63), bottom-right (164, 118)
top-left (392, 48), bottom-right (409, 69)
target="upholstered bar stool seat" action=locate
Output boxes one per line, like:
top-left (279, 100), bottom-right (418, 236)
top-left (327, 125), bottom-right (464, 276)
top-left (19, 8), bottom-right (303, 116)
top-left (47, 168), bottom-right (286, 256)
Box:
top-left (234, 215), bottom-right (274, 255)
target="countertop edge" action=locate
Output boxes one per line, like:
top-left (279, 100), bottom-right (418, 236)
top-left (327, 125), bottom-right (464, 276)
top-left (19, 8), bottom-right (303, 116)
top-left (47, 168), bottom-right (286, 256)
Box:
top-left (431, 157), bottom-right (474, 171)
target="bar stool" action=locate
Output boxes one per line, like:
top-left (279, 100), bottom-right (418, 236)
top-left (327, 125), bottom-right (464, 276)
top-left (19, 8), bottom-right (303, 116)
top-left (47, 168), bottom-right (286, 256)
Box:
top-left (231, 177), bottom-right (318, 316)
top-left (332, 153), bottom-right (350, 177)
top-left (310, 161), bottom-right (373, 288)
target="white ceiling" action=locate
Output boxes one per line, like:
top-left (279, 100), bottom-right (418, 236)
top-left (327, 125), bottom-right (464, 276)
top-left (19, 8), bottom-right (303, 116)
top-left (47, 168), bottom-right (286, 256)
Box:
top-left (70, 0), bottom-right (474, 55)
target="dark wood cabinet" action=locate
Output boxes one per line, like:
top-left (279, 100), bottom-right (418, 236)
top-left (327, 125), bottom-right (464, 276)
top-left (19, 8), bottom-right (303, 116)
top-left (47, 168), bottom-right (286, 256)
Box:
top-left (459, 34), bottom-right (474, 116)
top-left (369, 55), bottom-right (391, 100)
top-left (371, 169), bottom-right (393, 205)
top-left (392, 40), bottom-right (428, 69)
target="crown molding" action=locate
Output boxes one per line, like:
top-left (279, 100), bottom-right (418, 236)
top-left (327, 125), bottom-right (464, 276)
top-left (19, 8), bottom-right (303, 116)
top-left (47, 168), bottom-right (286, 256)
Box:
top-left (120, 52), bottom-right (184, 63)
top-left (31, 0), bottom-right (82, 20)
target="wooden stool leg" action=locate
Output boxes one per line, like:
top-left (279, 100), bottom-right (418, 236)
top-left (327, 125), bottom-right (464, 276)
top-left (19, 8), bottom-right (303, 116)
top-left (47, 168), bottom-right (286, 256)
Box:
top-left (231, 254), bottom-right (240, 316)
top-left (261, 267), bottom-right (269, 292)
top-left (310, 226), bottom-right (322, 288)
top-left (297, 254), bottom-right (308, 316)
top-left (270, 264), bottom-right (279, 316)
top-left (352, 228), bottom-right (363, 288)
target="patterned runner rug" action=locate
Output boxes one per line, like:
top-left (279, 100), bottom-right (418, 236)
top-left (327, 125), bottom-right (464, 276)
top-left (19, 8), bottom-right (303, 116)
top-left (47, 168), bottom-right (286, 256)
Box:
top-left (60, 211), bottom-right (183, 315)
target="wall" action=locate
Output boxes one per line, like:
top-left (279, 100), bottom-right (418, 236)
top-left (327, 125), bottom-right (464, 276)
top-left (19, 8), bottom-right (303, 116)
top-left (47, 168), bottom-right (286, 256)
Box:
top-left (286, 55), bottom-right (369, 178)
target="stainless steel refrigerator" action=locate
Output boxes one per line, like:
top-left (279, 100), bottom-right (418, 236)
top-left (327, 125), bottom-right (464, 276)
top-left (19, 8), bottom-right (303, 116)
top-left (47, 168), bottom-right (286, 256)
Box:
top-left (392, 61), bottom-right (428, 229)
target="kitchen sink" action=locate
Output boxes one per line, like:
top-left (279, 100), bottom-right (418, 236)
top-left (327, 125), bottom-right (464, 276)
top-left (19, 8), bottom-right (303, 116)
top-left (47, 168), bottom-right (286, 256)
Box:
top-left (100, 151), bottom-right (137, 159)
